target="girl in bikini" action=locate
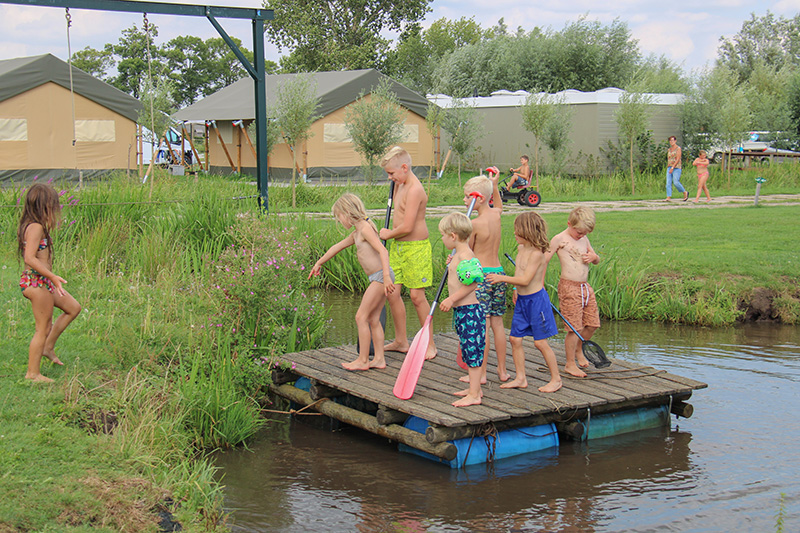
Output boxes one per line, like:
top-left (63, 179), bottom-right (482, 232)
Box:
top-left (17, 183), bottom-right (81, 382)
top-left (308, 193), bottom-right (397, 371)
top-left (692, 150), bottom-right (711, 203)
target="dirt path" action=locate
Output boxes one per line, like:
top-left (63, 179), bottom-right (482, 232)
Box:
top-left (366, 193), bottom-right (800, 219)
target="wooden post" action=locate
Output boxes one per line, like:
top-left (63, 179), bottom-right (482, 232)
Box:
top-left (376, 406), bottom-right (408, 426)
top-left (237, 122), bottom-right (242, 173)
top-left (670, 401), bottom-right (694, 418)
top-left (302, 139), bottom-right (308, 182)
top-left (138, 123), bottom-right (143, 177)
top-left (309, 380), bottom-right (344, 400)
top-left (210, 121), bottom-right (237, 171)
top-left (204, 122), bottom-right (210, 171)
top-left (238, 121), bottom-right (258, 160)
top-left (181, 125), bottom-right (202, 170)
top-left (269, 383), bottom-right (457, 461)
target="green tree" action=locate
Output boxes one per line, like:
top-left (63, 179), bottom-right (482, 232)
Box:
top-left (443, 99), bottom-right (482, 186)
top-left (718, 87), bottom-right (751, 185)
top-left (138, 75), bottom-right (175, 196)
top-left (163, 35), bottom-right (209, 108)
top-left (425, 102), bottom-right (445, 187)
top-left (263, 0), bottom-right (431, 72)
top-left (107, 23), bottom-right (164, 99)
top-left (275, 75), bottom-right (320, 207)
top-left (542, 96), bottom-right (573, 177)
top-left (744, 61), bottom-right (794, 133)
top-left (520, 91), bottom-right (554, 188)
top-left (718, 12), bottom-right (800, 82)
top-left (787, 69), bottom-right (800, 137)
top-left (615, 89), bottom-right (653, 194)
top-left (344, 79), bottom-right (406, 184)
top-left (247, 107), bottom-right (280, 158)
top-left (70, 46), bottom-right (114, 80)
top-left (631, 55), bottom-right (689, 94)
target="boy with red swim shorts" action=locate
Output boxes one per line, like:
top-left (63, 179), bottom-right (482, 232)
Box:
top-left (548, 206), bottom-right (601, 378)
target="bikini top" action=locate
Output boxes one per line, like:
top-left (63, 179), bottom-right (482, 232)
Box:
top-left (22, 238), bottom-right (48, 251)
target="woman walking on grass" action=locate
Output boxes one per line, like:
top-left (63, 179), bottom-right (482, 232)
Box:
top-left (666, 136), bottom-right (688, 202)
top-left (17, 183), bottom-right (81, 382)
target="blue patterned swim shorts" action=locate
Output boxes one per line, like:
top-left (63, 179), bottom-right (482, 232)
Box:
top-left (453, 303), bottom-right (486, 368)
top-left (475, 266), bottom-right (507, 317)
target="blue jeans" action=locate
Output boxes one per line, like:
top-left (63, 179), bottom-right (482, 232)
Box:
top-left (666, 167), bottom-right (685, 197)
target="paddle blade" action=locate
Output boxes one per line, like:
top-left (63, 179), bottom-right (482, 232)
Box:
top-left (583, 341), bottom-right (611, 369)
top-left (456, 344), bottom-right (468, 370)
top-left (393, 318), bottom-right (432, 400)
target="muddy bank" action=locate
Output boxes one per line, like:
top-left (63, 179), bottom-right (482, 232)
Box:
top-left (740, 287), bottom-right (799, 323)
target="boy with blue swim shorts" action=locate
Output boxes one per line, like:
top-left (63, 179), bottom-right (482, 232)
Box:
top-left (438, 213), bottom-right (486, 407)
top-left (463, 172), bottom-right (509, 383)
top-left (487, 211), bottom-right (562, 393)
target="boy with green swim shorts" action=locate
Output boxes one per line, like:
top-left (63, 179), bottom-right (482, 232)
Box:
top-left (462, 172), bottom-right (509, 383)
top-left (378, 146), bottom-right (437, 360)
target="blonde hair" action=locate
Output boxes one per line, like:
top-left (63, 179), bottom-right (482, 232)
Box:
top-left (514, 212), bottom-right (549, 252)
top-left (699, 150), bottom-right (707, 158)
top-left (464, 175), bottom-right (492, 202)
top-left (438, 212), bottom-right (473, 241)
top-left (381, 146), bottom-right (412, 169)
top-left (567, 206), bottom-right (595, 233)
top-left (332, 193), bottom-right (377, 233)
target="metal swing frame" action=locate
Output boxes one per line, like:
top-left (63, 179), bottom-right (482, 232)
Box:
top-left (2, 0), bottom-right (274, 211)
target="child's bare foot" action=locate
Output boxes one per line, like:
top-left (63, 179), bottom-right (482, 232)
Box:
top-left (43, 351), bottom-right (64, 366)
top-left (500, 377), bottom-right (528, 389)
top-left (497, 370), bottom-right (511, 382)
top-left (565, 364), bottom-right (587, 378)
top-left (368, 357), bottom-right (386, 369)
top-left (384, 339), bottom-right (409, 353)
top-left (342, 359), bottom-right (370, 371)
top-left (538, 379), bottom-right (562, 393)
top-left (577, 356), bottom-right (590, 368)
top-left (25, 373), bottom-right (54, 383)
top-left (452, 395), bottom-right (482, 407)
top-left (424, 345), bottom-right (437, 360)
top-left (458, 374), bottom-right (487, 384)
top-left (453, 388), bottom-right (484, 397)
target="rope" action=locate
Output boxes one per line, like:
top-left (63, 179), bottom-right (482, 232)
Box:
top-left (143, 13), bottom-right (157, 196)
top-left (461, 422), bottom-right (499, 468)
top-left (65, 8), bottom-right (79, 187)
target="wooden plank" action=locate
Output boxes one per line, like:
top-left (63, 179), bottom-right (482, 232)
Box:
top-left (321, 346), bottom-right (503, 425)
top-left (282, 345), bottom-right (469, 427)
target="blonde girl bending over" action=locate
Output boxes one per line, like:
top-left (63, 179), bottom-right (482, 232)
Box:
top-left (309, 193), bottom-right (400, 371)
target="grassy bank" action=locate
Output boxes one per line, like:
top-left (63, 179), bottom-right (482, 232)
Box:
top-left (266, 160), bottom-right (800, 212)
top-left (306, 205), bottom-right (800, 326)
top-left (0, 170), bottom-right (797, 531)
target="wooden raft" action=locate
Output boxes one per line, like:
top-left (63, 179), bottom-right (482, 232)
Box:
top-left (269, 331), bottom-right (707, 461)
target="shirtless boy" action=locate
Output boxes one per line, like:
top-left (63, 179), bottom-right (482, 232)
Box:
top-left (379, 146), bottom-right (437, 360)
top-left (487, 212), bottom-right (561, 393)
top-left (547, 206), bottom-right (600, 378)
top-left (506, 155), bottom-right (530, 191)
top-left (461, 172), bottom-right (509, 383)
top-left (438, 213), bottom-right (486, 407)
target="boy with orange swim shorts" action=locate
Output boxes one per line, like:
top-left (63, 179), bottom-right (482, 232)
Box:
top-left (547, 206), bottom-right (600, 378)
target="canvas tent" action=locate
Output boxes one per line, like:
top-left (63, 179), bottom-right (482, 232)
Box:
top-left (0, 54), bottom-right (143, 183)
top-left (173, 69), bottom-right (434, 180)
top-left (428, 88), bottom-right (683, 173)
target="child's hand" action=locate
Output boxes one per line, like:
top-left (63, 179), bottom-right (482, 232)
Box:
top-left (52, 276), bottom-right (67, 297)
top-left (439, 297), bottom-right (453, 312)
top-left (511, 290), bottom-right (518, 305)
top-left (582, 251), bottom-right (598, 264)
top-left (445, 254), bottom-right (453, 266)
top-left (307, 263), bottom-right (322, 279)
top-left (486, 273), bottom-right (500, 284)
top-left (384, 281), bottom-right (396, 296)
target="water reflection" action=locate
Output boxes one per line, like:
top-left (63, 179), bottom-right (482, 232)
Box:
top-left (216, 304), bottom-right (800, 532)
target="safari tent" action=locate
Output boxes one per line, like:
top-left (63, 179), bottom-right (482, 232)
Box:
top-left (428, 88), bottom-right (683, 173)
top-left (172, 69), bottom-right (434, 180)
top-left (0, 54), bottom-right (143, 183)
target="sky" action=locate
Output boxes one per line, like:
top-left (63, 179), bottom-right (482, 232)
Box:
top-left (1, 0), bottom-right (799, 76)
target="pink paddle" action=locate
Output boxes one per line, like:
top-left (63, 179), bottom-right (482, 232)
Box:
top-left (393, 192), bottom-right (483, 400)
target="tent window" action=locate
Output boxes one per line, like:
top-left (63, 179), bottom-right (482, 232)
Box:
top-left (324, 123), bottom-right (351, 143)
top-left (0, 118), bottom-right (28, 141)
top-left (401, 124), bottom-right (419, 143)
top-left (75, 120), bottom-right (116, 142)
top-left (324, 124), bottom-right (420, 143)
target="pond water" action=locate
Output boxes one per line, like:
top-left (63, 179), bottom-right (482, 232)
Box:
top-left (215, 293), bottom-right (800, 532)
